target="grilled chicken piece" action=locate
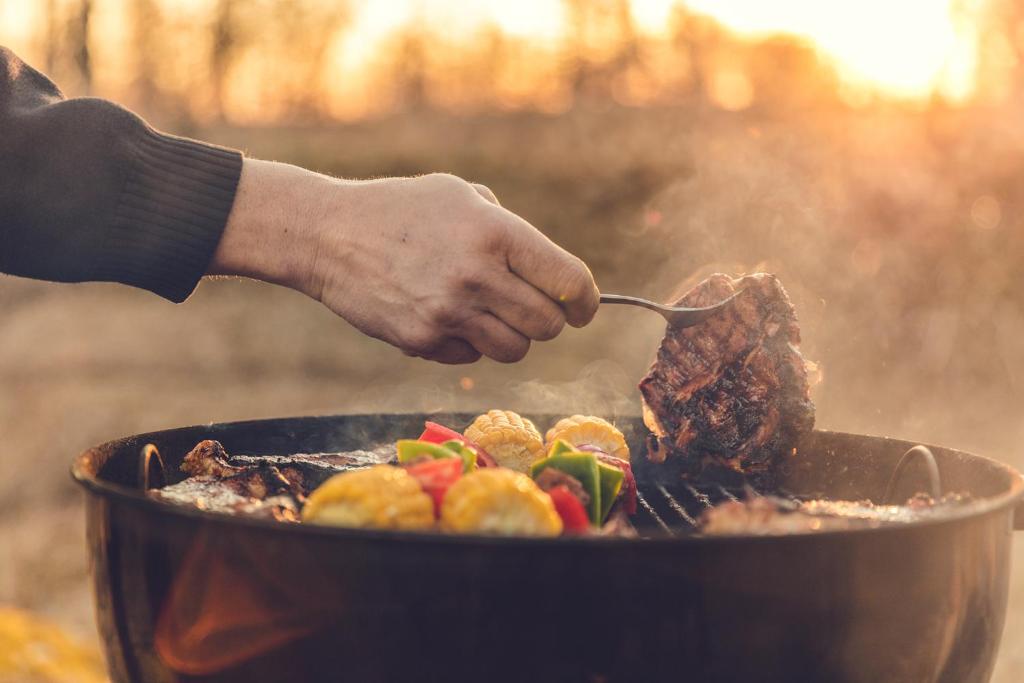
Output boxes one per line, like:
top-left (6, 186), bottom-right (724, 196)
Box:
top-left (150, 439), bottom-right (393, 519)
top-left (700, 494), bottom-right (965, 535)
top-left (639, 273), bottom-right (815, 485)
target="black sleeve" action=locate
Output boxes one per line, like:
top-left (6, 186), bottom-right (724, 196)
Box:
top-left (0, 47), bottom-right (242, 302)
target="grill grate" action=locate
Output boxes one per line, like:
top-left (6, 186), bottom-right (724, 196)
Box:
top-left (635, 482), bottom-right (788, 536)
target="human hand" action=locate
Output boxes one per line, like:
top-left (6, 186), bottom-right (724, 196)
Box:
top-left (210, 160), bottom-right (599, 364)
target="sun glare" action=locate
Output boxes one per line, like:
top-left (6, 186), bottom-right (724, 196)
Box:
top-left (683, 0), bottom-right (977, 100)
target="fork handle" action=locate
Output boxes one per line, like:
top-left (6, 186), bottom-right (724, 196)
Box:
top-left (599, 294), bottom-right (669, 314)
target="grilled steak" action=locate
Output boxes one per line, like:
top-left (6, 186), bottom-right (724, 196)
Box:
top-left (150, 439), bottom-right (393, 518)
top-left (639, 273), bottom-right (814, 485)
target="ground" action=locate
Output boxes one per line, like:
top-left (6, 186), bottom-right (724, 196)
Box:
top-left (3, 106), bottom-right (1024, 680)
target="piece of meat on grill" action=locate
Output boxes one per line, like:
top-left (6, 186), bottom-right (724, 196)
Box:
top-left (639, 273), bottom-right (815, 485)
top-left (150, 439), bottom-right (394, 519)
top-left (699, 493), bottom-right (967, 535)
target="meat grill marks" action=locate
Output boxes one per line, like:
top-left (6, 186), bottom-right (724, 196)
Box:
top-left (149, 439), bottom-right (393, 519)
top-left (639, 273), bottom-right (815, 486)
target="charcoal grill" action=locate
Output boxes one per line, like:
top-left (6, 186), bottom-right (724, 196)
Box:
top-left (72, 413), bottom-right (1024, 683)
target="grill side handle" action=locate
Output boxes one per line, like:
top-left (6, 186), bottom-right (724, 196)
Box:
top-left (1014, 504), bottom-right (1024, 531)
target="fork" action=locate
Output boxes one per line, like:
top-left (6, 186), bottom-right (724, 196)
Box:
top-left (599, 290), bottom-right (744, 328)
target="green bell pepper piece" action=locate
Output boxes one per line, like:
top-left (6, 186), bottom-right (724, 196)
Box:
top-left (547, 439), bottom-right (576, 457)
top-left (533, 440), bottom-right (626, 525)
top-left (396, 439), bottom-right (476, 472)
top-left (397, 439), bottom-right (458, 463)
top-left (440, 439), bottom-right (478, 473)
top-left (596, 462), bottom-right (624, 522)
top-left (531, 452), bottom-right (602, 525)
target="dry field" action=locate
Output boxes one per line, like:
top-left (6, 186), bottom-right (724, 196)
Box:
top-left (3, 105), bottom-right (1024, 680)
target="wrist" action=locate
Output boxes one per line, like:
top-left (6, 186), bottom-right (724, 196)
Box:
top-left (208, 158), bottom-right (333, 295)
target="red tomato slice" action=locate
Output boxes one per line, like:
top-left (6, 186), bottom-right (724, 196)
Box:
top-left (419, 421), bottom-right (497, 468)
top-left (406, 457), bottom-right (463, 516)
top-left (547, 485), bottom-right (591, 534)
top-left (419, 422), bottom-right (465, 444)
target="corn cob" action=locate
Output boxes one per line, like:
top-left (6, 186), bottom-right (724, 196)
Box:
top-left (464, 409), bottom-right (545, 473)
top-left (545, 415), bottom-right (630, 462)
top-left (441, 468), bottom-right (562, 536)
top-left (0, 608), bottom-right (107, 683)
top-left (302, 465), bottom-right (435, 531)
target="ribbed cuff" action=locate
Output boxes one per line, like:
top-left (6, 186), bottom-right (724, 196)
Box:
top-left (95, 127), bottom-right (243, 302)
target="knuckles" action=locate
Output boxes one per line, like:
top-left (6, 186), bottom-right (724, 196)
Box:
top-left (558, 259), bottom-right (599, 325)
top-left (532, 308), bottom-right (566, 341)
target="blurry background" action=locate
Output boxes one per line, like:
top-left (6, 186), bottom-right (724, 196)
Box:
top-left (2, 0), bottom-right (1024, 679)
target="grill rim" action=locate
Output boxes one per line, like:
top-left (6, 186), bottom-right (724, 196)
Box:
top-left (71, 412), bottom-right (1024, 546)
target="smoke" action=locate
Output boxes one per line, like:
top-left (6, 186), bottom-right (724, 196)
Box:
top-left (627, 107), bottom-right (1024, 463)
top-left (504, 359), bottom-right (641, 425)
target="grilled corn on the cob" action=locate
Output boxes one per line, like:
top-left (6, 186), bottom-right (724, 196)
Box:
top-left (0, 608), bottom-right (107, 683)
top-left (441, 468), bottom-right (563, 536)
top-left (302, 465), bottom-right (435, 530)
top-left (545, 415), bottom-right (630, 462)
top-left (464, 409), bottom-right (545, 472)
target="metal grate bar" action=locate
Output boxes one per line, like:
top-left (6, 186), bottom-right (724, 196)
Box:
top-left (636, 491), bottom-right (674, 535)
top-left (684, 484), bottom-right (715, 510)
top-left (637, 480), bottom-right (807, 536)
top-left (716, 485), bottom-right (739, 502)
top-left (656, 484), bottom-right (698, 526)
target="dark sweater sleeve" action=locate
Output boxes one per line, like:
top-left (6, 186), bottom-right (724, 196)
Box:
top-left (0, 47), bottom-right (243, 302)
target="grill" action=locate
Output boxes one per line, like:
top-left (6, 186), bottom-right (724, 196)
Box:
top-left (637, 482), bottom-right (742, 532)
top-left (138, 420), bottom-right (945, 538)
top-left (72, 413), bottom-right (1024, 683)
top-left (636, 442), bottom-right (943, 535)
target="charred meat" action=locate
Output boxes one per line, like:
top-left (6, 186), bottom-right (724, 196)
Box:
top-left (639, 273), bottom-right (815, 484)
top-left (699, 493), bottom-right (967, 535)
top-left (150, 439), bottom-right (392, 520)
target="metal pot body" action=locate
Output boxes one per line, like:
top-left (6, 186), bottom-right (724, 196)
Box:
top-left (74, 414), bottom-right (1024, 683)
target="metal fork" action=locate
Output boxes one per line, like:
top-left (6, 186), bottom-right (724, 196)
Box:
top-left (599, 290), bottom-right (744, 328)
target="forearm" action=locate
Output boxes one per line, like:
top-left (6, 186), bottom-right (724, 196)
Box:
top-left (0, 47), bottom-right (242, 302)
top-left (208, 158), bottom-right (333, 297)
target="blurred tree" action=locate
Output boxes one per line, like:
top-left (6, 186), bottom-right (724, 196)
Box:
top-left (562, 0), bottom-right (642, 104)
top-left (130, 0), bottom-right (162, 115)
top-left (44, 0), bottom-right (59, 76)
top-left (744, 37), bottom-right (839, 112)
top-left (210, 0), bottom-right (240, 122)
top-left (39, 0), bottom-right (92, 95)
top-left (69, 0), bottom-right (91, 95)
top-left (270, 0), bottom-right (350, 120)
top-left (668, 4), bottom-right (719, 101)
top-left (968, 0), bottom-right (1024, 102)
top-left (391, 22), bottom-right (430, 112)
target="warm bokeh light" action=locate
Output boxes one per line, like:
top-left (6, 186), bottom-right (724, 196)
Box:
top-left (685, 0), bottom-right (978, 100)
top-left (336, 0), bottom-right (979, 101)
top-left (0, 0), bottom-right (986, 116)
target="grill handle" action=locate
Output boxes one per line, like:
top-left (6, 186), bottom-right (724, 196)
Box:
top-left (1014, 504), bottom-right (1024, 531)
top-left (883, 446), bottom-right (941, 504)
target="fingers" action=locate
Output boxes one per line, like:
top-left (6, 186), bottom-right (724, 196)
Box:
top-left (431, 338), bottom-right (484, 365)
top-left (459, 312), bottom-right (531, 363)
top-left (402, 312), bottom-right (530, 364)
top-left (501, 215), bottom-right (600, 328)
top-left (481, 273), bottom-right (566, 342)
